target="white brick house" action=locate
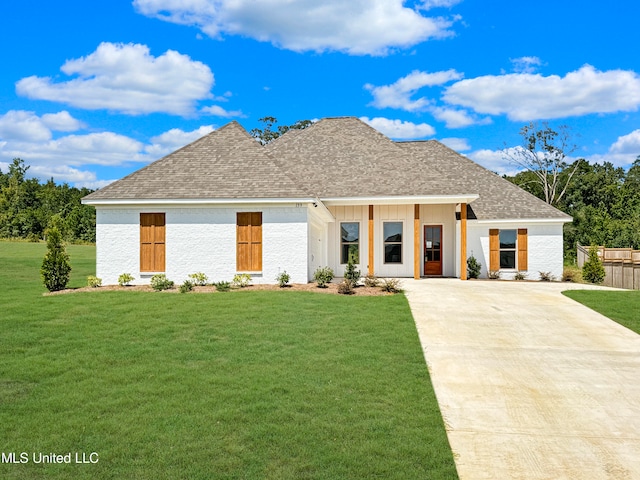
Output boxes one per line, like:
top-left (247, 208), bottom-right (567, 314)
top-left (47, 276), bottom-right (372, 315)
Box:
top-left (82, 117), bottom-right (571, 285)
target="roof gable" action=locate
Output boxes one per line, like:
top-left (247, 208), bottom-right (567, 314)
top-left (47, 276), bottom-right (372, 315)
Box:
top-left (83, 121), bottom-right (309, 201)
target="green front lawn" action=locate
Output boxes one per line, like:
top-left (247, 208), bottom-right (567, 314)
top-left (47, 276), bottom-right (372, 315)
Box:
top-left (563, 290), bottom-right (640, 334)
top-left (0, 241), bottom-right (457, 479)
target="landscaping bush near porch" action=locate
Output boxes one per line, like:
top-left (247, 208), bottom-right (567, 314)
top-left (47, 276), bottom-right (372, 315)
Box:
top-left (0, 241), bottom-right (458, 480)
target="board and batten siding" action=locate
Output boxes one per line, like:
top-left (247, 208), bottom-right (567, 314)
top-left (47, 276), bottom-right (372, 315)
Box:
top-left (307, 210), bottom-right (328, 281)
top-left (328, 204), bottom-right (456, 278)
top-left (327, 205), bottom-right (369, 277)
top-left (420, 204), bottom-right (456, 277)
top-left (95, 205), bottom-right (308, 285)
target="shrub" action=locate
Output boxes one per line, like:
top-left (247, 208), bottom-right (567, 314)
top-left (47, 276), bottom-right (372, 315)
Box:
top-left (27, 233), bottom-right (40, 243)
top-left (313, 266), bottom-right (334, 288)
top-left (276, 271), bottom-right (291, 288)
top-left (214, 281), bottom-right (231, 292)
top-left (363, 274), bottom-right (379, 287)
top-left (188, 272), bottom-right (208, 286)
top-left (467, 255), bottom-right (481, 279)
top-left (539, 271), bottom-right (554, 282)
top-left (232, 273), bottom-right (252, 288)
top-left (337, 280), bottom-right (354, 295)
top-left (487, 270), bottom-right (501, 279)
top-left (40, 226), bottom-right (72, 292)
top-left (118, 273), bottom-right (134, 286)
top-left (87, 275), bottom-right (102, 288)
top-left (179, 280), bottom-right (194, 293)
top-left (514, 271), bottom-right (527, 281)
top-left (380, 278), bottom-right (402, 293)
top-left (151, 274), bottom-right (174, 291)
top-left (582, 245), bottom-right (605, 284)
top-left (562, 266), bottom-right (582, 283)
top-left (344, 258), bottom-right (361, 287)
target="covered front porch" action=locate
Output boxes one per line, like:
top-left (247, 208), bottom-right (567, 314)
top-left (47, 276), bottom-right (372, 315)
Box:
top-left (314, 195), bottom-right (478, 280)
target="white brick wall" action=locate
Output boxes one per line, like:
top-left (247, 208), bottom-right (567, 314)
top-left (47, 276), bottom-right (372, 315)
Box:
top-left (95, 205), bottom-right (566, 285)
top-left (466, 222), bottom-right (565, 281)
top-left (95, 205), bottom-right (308, 285)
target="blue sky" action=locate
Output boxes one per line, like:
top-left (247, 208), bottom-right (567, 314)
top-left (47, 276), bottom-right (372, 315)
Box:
top-left (1, 0), bottom-right (639, 188)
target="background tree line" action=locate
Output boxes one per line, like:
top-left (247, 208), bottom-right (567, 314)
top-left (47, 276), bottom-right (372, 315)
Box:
top-left (0, 158), bottom-right (95, 243)
top-left (503, 123), bottom-right (640, 261)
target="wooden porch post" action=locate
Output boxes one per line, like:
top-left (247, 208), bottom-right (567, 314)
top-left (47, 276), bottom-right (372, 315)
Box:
top-left (368, 205), bottom-right (374, 276)
top-left (414, 204), bottom-right (420, 279)
top-left (460, 203), bottom-right (467, 280)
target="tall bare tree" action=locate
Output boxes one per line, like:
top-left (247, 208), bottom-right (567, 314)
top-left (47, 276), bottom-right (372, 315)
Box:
top-left (503, 122), bottom-right (580, 207)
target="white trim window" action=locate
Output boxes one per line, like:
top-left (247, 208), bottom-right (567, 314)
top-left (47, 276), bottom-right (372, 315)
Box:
top-left (383, 222), bottom-right (403, 264)
top-left (499, 229), bottom-right (517, 269)
top-left (340, 222), bottom-right (360, 264)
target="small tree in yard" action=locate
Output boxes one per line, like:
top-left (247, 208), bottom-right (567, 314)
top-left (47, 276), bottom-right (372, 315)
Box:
top-left (582, 245), bottom-right (606, 284)
top-left (344, 258), bottom-right (361, 287)
top-left (467, 255), bottom-right (481, 279)
top-left (40, 226), bottom-right (71, 292)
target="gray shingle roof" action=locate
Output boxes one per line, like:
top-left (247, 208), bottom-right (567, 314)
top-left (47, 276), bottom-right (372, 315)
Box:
top-left (82, 121), bottom-right (309, 201)
top-left (266, 117), bottom-right (447, 197)
top-left (83, 117), bottom-right (570, 221)
top-left (397, 140), bottom-right (571, 220)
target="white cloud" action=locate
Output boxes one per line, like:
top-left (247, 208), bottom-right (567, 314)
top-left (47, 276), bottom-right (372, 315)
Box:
top-left (201, 105), bottom-right (244, 117)
top-left (0, 110), bottom-right (53, 142)
top-left (439, 137), bottom-right (470, 151)
top-left (29, 164), bottom-right (99, 184)
top-left (510, 56), bottom-right (542, 74)
top-left (146, 125), bottom-right (215, 157)
top-left (52, 133), bottom-right (145, 164)
top-left (0, 116), bottom-right (221, 186)
top-left (430, 106), bottom-right (487, 128)
top-left (581, 129), bottom-right (640, 168)
top-left (443, 65), bottom-right (640, 121)
top-left (467, 148), bottom-right (522, 176)
top-left (16, 42), bottom-right (215, 116)
top-left (133, 0), bottom-right (461, 55)
top-left (41, 111), bottom-right (85, 132)
top-left (360, 116), bottom-right (435, 139)
top-left (469, 131), bottom-right (640, 175)
top-left (1, 132), bottom-right (145, 168)
top-left (365, 69), bottom-right (463, 111)
top-left (365, 70), bottom-right (495, 128)
top-left (419, 0), bottom-right (463, 9)
top-left (609, 129), bottom-right (640, 154)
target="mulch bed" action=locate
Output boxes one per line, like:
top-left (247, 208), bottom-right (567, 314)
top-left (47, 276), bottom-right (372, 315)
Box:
top-left (45, 282), bottom-right (395, 296)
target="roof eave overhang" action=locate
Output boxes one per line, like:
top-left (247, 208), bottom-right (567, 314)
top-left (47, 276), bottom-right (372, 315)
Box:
top-left (82, 197), bottom-right (317, 206)
top-left (473, 217), bottom-right (573, 224)
top-left (320, 194), bottom-right (479, 206)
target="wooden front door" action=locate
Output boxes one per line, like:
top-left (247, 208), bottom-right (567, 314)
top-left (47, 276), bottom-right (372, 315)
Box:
top-left (424, 225), bottom-right (442, 276)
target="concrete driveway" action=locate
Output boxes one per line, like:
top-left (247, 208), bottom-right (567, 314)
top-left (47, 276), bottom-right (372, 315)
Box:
top-left (403, 279), bottom-right (640, 480)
